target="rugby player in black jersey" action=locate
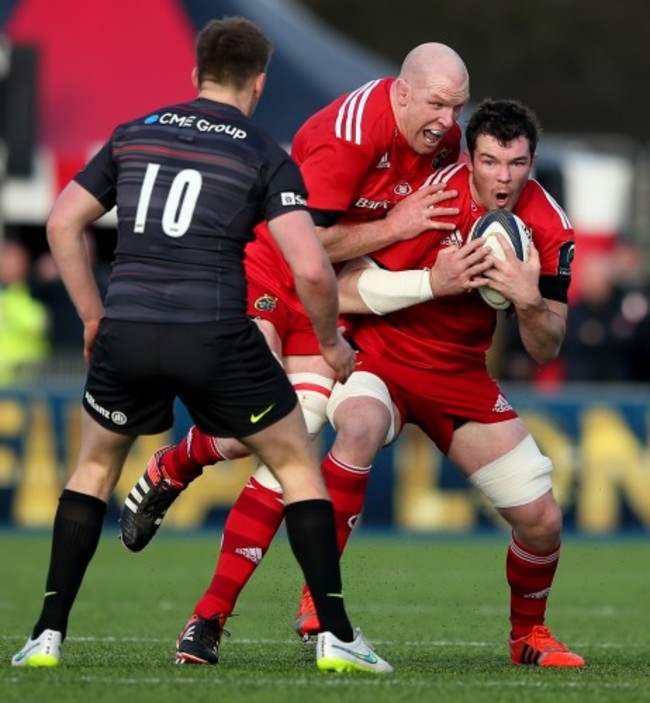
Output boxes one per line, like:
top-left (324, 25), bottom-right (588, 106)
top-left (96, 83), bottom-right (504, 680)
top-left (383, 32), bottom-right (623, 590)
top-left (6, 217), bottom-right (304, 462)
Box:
top-left (11, 17), bottom-right (391, 674)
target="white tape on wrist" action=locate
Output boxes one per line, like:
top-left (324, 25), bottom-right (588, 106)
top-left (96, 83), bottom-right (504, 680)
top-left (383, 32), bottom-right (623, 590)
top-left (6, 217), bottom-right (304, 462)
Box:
top-left (357, 267), bottom-right (434, 315)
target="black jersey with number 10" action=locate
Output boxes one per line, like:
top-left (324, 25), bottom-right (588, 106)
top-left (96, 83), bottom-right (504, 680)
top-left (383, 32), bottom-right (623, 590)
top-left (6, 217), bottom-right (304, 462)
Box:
top-left (74, 98), bottom-right (308, 324)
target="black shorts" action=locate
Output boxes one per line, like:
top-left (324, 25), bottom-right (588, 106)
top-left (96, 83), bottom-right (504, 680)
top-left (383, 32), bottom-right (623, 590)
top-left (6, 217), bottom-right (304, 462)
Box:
top-left (83, 318), bottom-right (298, 437)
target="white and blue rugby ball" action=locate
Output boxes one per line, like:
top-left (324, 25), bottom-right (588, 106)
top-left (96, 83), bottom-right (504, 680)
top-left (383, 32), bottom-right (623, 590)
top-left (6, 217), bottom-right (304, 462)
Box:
top-left (468, 209), bottom-right (532, 310)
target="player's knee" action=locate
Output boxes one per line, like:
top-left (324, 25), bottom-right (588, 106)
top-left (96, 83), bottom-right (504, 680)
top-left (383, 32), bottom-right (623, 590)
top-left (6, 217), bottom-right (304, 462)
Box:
top-left (513, 505), bottom-right (563, 554)
top-left (533, 498), bottom-right (563, 538)
top-left (336, 402), bottom-right (387, 446)
top-left (288, 373), bottom-right (333, 440)
top-left (509, 494), bottom-right (563, 550)
top-left (469, 434), bottom-right (553, 509)
top-left (327, 372), bottom-right (396, 452)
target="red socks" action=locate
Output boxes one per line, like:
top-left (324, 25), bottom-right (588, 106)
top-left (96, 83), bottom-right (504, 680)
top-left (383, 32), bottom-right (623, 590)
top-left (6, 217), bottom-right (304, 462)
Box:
top-left (507, 533), bottom-right (560, 639)
top-left (160, 426), bottom-right (227, 485)
top-left (192, 452), bottom-right (371, 619)
top-left (320, 452), bottom-right (371, 554)
top-left (193, 477), bottom-right (285, 618)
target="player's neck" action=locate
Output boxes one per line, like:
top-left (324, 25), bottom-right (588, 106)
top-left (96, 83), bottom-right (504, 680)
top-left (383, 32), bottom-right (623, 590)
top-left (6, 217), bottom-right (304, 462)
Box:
top-left (197, 87), bottom-right (256, 116)
top-left (469, 177), bottom-right (486, 210)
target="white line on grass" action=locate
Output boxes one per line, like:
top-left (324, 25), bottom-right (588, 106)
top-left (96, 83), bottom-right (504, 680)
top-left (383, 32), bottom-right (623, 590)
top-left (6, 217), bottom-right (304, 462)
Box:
top-left (2, 634), bottom-right (649, 649)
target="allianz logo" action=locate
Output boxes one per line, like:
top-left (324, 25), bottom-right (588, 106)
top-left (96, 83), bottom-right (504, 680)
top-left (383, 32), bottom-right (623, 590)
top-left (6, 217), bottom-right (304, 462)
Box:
top-left (84, 391), bottom-right (127, 425)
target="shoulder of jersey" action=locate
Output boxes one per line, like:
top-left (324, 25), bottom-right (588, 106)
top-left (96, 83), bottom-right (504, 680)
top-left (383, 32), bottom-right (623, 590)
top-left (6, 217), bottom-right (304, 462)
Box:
top-left (517, 179), bottom-right (573, 232)
top-left (423, 161), bottom-right (468, 189)
top-left (331, 78), bottom-right (393, 146)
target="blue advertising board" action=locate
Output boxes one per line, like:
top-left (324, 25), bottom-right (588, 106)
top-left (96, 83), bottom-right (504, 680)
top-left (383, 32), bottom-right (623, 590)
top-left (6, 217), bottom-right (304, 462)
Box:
top-left (0, 383), bottom-right (648, 533)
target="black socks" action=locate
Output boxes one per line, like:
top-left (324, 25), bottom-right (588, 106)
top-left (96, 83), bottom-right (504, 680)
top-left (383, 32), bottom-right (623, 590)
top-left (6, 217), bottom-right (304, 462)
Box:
top-left (32, 489), bottom-right (107, 639)
top-left (284, 499), bottom-right (353, 642)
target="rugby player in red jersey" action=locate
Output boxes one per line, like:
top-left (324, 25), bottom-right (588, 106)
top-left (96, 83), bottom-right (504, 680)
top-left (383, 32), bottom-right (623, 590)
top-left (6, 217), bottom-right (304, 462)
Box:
top-left (120, 43), bottom-right (472, 663)
top-left (327, 98), bottom-right (583, 667)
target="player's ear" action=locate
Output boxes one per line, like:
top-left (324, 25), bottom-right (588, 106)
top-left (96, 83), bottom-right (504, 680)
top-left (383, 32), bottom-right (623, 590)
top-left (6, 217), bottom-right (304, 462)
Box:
top-left (254, 73), bottom-right (266, 100)
top-left (394, 78), bottom-right (410, 106)
top-left (191, 67), bottom-right (199, 90)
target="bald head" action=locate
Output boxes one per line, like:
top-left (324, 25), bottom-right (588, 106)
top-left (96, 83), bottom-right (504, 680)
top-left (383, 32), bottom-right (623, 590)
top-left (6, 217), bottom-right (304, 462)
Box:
top-left (399, 43), bottom-right (469, 98)
top-left (391, 43), bottom-right (469, 155)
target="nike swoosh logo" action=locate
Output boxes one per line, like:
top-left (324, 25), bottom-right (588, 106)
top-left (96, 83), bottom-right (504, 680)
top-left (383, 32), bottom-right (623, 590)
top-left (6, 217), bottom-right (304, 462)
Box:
top-left (332, 644), bottom-right (378, 664)
top-left (45, 591), bottom-right (57, 597)
top-left (13, 641), bottom-right (39, 661)
top-left (250, 404), bottom-right (275, 424)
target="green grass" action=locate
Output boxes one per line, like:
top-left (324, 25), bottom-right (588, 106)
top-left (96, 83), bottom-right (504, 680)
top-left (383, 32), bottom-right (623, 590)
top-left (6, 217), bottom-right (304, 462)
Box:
top-left (1, 531), bottom-right (648, 703)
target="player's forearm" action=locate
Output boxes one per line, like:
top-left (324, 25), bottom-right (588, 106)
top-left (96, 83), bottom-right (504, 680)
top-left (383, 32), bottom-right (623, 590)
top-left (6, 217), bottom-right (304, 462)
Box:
top-left (47, 227), bottom-right (104, 325)
top-left (516, 298), bottom-right (567, 364)
top-left (46, 181), bottom-right (107, 326)
top-left (294, 274), bottom-right (341, 347)
top-left (338, 265), bottom-right (434, 315)
top-left (338, 268), bottom-right (372, 314)
top-left (318, 219), bottom-right (395, 263)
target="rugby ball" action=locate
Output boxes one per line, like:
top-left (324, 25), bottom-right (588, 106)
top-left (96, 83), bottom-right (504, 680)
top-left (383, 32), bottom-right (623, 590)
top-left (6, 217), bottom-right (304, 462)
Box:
top-left (468, 209), bottom-right (532, 310)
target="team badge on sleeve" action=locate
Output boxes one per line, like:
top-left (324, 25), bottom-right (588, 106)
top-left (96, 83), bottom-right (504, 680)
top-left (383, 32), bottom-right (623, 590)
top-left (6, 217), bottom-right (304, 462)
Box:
top-left (557, 241), bottom-right (575, 277)
top-left (254, 293), bottom-right (277, 312)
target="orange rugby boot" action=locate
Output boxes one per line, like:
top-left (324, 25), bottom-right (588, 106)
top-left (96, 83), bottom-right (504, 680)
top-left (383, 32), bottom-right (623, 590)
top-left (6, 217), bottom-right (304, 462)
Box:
top-left (510, 625), bottom-right (585, 667)
top-left (293, 585), bottom-right (321, 641)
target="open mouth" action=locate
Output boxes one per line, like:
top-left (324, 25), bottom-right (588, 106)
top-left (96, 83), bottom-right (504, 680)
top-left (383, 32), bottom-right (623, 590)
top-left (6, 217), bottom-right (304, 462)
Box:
top-left (423, 128), bottom-right (444, 145)
top-left (495, 192), bottom-right (509, 207)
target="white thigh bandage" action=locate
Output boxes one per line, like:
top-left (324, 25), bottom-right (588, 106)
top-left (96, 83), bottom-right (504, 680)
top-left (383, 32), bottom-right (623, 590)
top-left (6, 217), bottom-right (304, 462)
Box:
top-left (288, 372), bottom-right (334, 439)
top-left (252, 373), bottom-right (333, 491)
top-left (468, 434), bottom-right (553, 508)
top-left (326, 371), bottom-right (398, 445)
top-left (358, 264), bottom-right (433, 315)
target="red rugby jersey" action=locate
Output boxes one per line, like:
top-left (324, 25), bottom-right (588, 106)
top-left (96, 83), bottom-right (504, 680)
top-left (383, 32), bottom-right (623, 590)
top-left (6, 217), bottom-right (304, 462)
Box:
top-left (351, 162), bottom-right (575, 373)
top-left (245, 78), bottom-right (461, 301)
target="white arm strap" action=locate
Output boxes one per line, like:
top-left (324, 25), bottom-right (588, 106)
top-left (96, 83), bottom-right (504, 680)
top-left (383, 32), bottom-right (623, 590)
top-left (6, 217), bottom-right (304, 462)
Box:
top-left (357, 263), bottom-right (434, 315)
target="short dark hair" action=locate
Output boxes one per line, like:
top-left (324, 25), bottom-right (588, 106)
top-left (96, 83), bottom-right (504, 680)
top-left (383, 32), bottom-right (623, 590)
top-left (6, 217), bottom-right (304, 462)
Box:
top-left (195, 17), bottom-right (273, 90)
top-left (465, 99), bottom-right (541, 158)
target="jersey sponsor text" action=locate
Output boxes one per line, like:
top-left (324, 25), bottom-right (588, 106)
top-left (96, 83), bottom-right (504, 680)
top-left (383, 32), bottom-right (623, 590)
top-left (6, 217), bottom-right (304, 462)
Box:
top-left (151, 112), bottom-right (247, 139)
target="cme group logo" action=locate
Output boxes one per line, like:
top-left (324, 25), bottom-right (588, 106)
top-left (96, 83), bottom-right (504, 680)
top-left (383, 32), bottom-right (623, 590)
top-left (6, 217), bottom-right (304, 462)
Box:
top-left (144, 114), bottom-right (160, 124)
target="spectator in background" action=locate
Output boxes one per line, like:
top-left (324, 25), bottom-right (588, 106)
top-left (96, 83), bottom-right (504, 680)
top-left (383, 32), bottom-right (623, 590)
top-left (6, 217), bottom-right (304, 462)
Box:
top-left (501, 238), bottom-right (650, 384)
top-left (561, 239), bottom-right (650, 383)
top-left (32, 230), bottom-right (111, 375)
top-left (0, 237), bottom-right (49, 384)
top-left (562, 250), bottom-right (636, 382)
top-left (629, 310), bottom-right (650, 382)
top-left (610, 237), bottom-right (650, 383)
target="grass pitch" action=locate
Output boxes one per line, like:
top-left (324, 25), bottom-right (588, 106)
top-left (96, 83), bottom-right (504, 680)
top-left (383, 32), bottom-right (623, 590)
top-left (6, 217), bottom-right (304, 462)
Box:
top-left (1, 530), bottom-right (648, 703)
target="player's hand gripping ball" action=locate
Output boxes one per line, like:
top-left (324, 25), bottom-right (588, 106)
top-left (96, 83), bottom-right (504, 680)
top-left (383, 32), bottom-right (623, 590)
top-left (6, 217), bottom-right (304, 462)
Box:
top-left (468, 209), bottom-right (532, 309)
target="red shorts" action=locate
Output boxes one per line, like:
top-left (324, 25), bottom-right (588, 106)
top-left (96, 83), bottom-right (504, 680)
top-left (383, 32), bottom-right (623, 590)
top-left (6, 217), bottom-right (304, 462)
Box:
top-left (354, 350), bottom-right (518, 454)
top-left (247, 279), bottom-right (320, 356)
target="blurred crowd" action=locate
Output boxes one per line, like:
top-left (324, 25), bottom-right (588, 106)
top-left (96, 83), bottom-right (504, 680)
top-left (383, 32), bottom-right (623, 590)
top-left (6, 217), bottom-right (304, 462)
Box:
top-left (1, 229), bottom-right (649, 387)
top-left (0, 229), bottom-right (110, 384)
top-left (499, 236), bottom-right (650, 385)
top-left (0, 236), bottom-right (48, 384)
